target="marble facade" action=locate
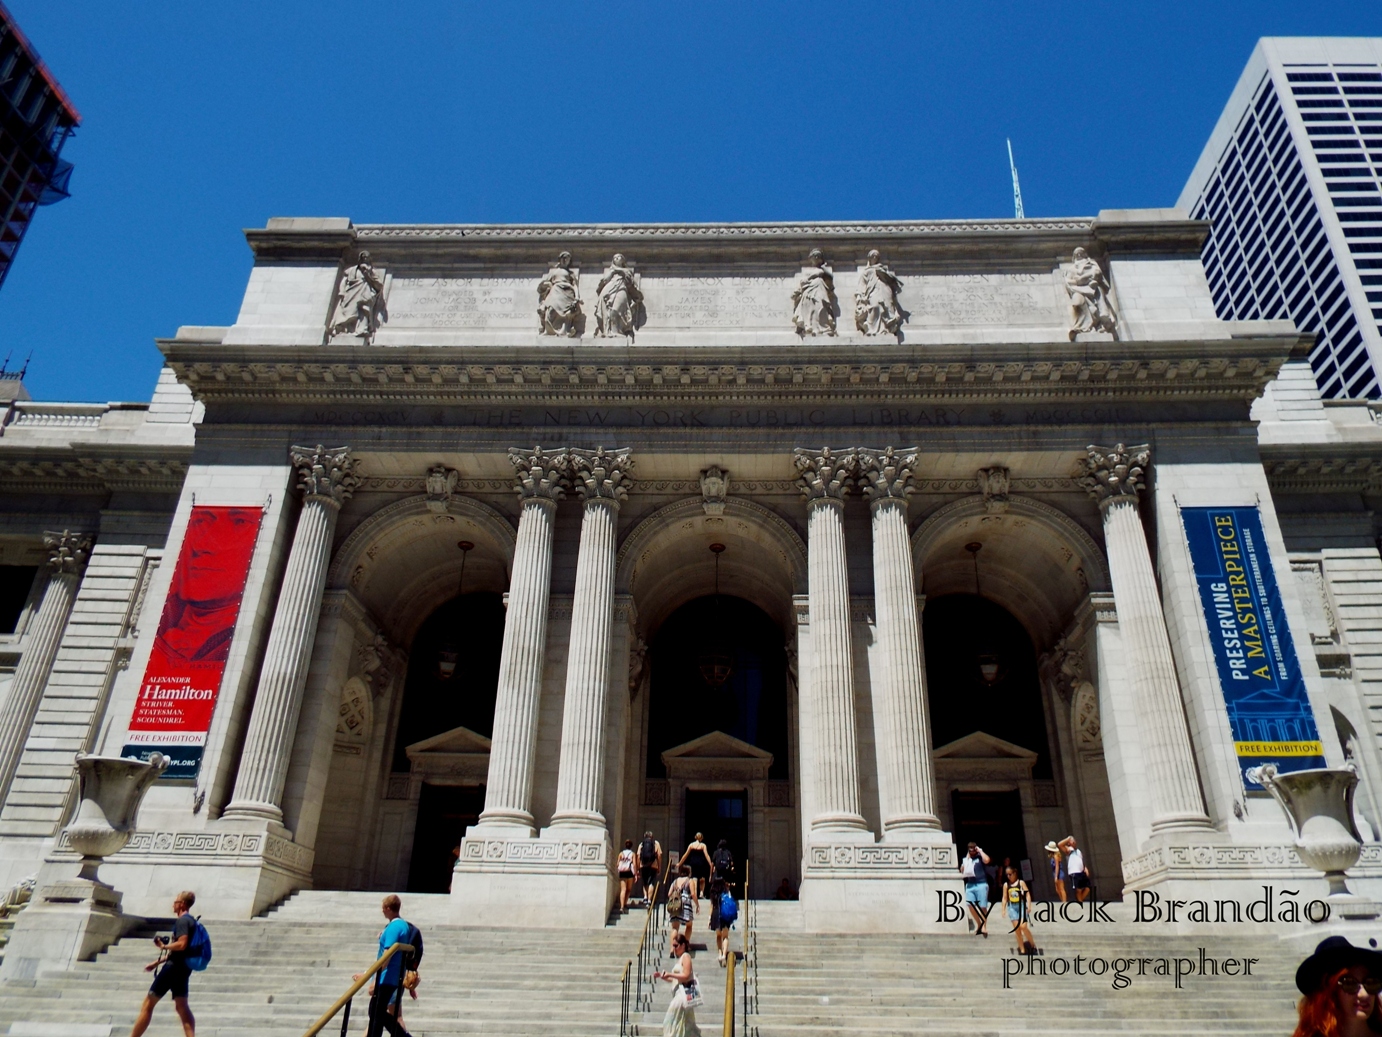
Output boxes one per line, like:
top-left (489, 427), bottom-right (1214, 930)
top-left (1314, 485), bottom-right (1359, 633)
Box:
top-left (3, 210), bottom-right (1382, 935)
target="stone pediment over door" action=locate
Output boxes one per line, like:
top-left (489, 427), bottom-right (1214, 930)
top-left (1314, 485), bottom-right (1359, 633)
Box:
top-left (405, 725), bottom-right (492, 786)
top-left (661, 731), bottom-right (774, 783)
top-left (932, 730), bottom-right (1037, 784)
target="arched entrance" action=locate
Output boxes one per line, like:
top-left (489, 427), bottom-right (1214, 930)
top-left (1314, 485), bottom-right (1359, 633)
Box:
top-left (646, 595), bottom-right (789, 884)
top-left (310, 493), bottom-right (516, 892)
top-left (911, 495), bottom-right (1117, 898)
top-left (616, 497), bottom-right (808, 897)
top-left (396, 591), bottom-right (505, 892)
top-left (924, 593), bottom-right (1051, 883)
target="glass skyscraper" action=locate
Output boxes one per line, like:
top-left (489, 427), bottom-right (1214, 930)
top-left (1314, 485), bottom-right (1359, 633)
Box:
top-left (1180, 38), bottom-right (1382, 399)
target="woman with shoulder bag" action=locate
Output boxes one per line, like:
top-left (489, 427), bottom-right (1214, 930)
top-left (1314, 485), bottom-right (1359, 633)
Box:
top-left (655, 931), bottom-right (702, 1037)
top-left (669, 864), bottom-right (698, 941)
top-left (1002, 865), bottom-right (1038, 957)
top-left (617, 840), bottom-right (637, 913)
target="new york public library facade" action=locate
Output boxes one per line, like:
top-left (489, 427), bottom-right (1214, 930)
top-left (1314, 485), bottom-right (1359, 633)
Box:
top-left (2, 209), bottom-right (1381, 934)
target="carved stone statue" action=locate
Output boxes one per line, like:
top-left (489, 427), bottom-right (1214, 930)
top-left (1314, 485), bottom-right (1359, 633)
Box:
top-left (854, 250), bottom-right (904, 337)
top-left (700, 465), bottom-right (729, 516)
top-left (594, 254), bottom-right (646, 340)
top-left (425, 465), bottom-right (459, 513)
top-left (1065, 247), bottom-right (1118, 340)
top-left (328, 252), bottom-right (386, 343)
top-left (977, 466), bottom-right (1010, 513)
top-left (792, 249), bottom-right (838, 337)
top-left (537, 252), bottom-right (582, 337)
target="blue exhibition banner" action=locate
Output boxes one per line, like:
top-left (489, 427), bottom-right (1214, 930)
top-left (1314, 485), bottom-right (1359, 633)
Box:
top-left (1180, 506), bottom-right (1324, 787)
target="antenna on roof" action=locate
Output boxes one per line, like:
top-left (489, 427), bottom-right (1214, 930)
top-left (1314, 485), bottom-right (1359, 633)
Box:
top-left (1007, 138), bottom-right (1025, 220)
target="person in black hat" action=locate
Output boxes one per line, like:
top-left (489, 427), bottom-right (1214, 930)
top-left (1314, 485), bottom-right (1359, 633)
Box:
top-left (1292, 936), bottom-right (1382, 1037)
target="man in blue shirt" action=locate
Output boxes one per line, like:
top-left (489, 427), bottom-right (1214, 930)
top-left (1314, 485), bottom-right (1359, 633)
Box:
top-left (354, 895), bottom-right (414, 1037)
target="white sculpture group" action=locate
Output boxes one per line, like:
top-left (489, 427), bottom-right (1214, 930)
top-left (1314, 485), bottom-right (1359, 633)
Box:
top-left (328, 245), bottom-right (1116, 342)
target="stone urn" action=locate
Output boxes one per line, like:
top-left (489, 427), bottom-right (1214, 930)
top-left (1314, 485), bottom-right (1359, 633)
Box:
top-left (65, 753), bottom-right (167, 883)
top-left (1249, 763), bottom-right (1365, 898)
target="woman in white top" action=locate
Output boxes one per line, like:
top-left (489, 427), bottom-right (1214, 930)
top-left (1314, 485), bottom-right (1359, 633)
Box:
top-left (617, 839), bottom-right (637, 913)
top-left (655, 931), bottom-right (702, 1037)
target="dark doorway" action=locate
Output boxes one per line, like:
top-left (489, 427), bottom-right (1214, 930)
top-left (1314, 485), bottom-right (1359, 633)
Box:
top-left (392, 592), bottom-right (505, 771)
top-left (951, 789), bottom-right (1027, 893)
top-left (684, 790), bottom-right (747, 888)
top-left (407, 784), bottom-right (485, 893)
top-left (922, 593), bottom-right (1052, 777)
top-left (647, 595), bottom-right (788, 779)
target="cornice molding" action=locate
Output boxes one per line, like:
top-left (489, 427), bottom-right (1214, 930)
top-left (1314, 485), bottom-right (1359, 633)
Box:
top-left (1261, 454), bottom-right (1382, 494)
top-left (161, 344), bottom-right (1291, 408)
top-left (0, 449), bottom-right (190, 493)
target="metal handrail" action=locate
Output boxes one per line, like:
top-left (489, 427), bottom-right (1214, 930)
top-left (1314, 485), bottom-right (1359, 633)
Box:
top-left (620, 857), bottom-right (674, 1037)
top-left (300, 941), bottom-right (414, 1037)
top-left (724, 949), bottom-right (738, 1037)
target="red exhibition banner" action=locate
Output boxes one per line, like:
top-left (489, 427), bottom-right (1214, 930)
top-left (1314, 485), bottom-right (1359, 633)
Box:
top-left (121, 505), bottom-right (262, 779)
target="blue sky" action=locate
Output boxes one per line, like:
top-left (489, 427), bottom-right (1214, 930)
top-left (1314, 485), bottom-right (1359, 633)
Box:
top-left (5, 2), bottom-right (1382, 403)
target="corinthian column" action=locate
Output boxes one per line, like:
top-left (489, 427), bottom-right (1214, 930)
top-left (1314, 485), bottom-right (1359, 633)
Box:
top-left (225, 446), bottom-right (357, 823)
top-left (0, 531), bottom-right (92, 806)
top-left (1082, 444), bottom-right (1210, 832)
top-left (858, 448), bottom-right (940, 835)
top-left (550, 447), bottom-right (632, 830)
top-left (793, 448), bottom-right (868, 836)
top-left (477, 447), bottom-right (567, 834)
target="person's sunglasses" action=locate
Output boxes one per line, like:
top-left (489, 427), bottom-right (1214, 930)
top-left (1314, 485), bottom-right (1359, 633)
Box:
top-left (1337, 976), bottom-right (1382, 994)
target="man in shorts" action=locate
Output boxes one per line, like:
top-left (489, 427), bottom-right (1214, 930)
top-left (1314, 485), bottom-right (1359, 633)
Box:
top-left (130, 890), bottom-right (198, 1037)
top-left (959, 842), bottom-right (991, 937)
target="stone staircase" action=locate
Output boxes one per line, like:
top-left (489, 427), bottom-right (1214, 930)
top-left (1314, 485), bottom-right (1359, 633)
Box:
top-left (745, 902), bottom-right (1327, 1037)
top-left (0, 891), bottom-right (1365, 1037)
top-left (0, 890), bottom-right (637, 1037)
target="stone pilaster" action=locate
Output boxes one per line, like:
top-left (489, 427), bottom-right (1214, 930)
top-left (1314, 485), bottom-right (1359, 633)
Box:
top-left (224, 446), bottom-right (357, 823)
top-left (1082, 444), bottom-right (1210, 833)
top-left (857, 448), bottom-right (940, 835)
top-left (0, 531), bottom-right (93, 806)
top-left (477, 447), bottom-right (567, 834)
top-left (550, 447), bottom-right (632, 830)
top-left (794, 447), bottom-right (868, 836)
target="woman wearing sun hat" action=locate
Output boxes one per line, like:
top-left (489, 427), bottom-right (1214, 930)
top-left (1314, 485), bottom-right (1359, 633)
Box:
top-left (1292, 936), bottom-right (1382, 1037)
top-left (1044, 841), bottom-right (1066, 903)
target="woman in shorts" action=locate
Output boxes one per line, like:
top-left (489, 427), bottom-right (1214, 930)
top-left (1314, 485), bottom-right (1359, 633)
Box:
top-left (617, 839), bottom-right (637, 913)
top-left (668, 864), bottom-right (697, 941)
top-left (1001, 864), bottom-right (1037, 956)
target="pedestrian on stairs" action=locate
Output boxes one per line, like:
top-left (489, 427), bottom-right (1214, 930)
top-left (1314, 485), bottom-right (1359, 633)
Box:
top-left (618, 839), bottom-right (637, 912)
top-left (1044, 840), bottom-right (1067, 903)
top-left (669, 864), bottom-right (698, 941)
top-left (959, 843), bottom-right (991, 937)
top-left (129, 890), bottom-right (200, 1037)
top-left (1002, 865), bottom-right (1038, 957)
top-left (639, 831), bottom-right (663, 906)
top-left (1058, 835), bottom-right (1091, 903)
top-left (1292, 936), bottom-right (1382, 1037)
top-left (352, 894), bottom-right (418, 1037)
top-left (654, 932), bottom-right (702, 1037)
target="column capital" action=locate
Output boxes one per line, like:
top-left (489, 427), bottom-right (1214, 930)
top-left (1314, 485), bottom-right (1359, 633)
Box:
top-left (570, 446), bottom-right (633, 506)
top-left (42, 530), bottom-right (93, 574)
top-left (290, 445), bottom-right (359, 508)
top-left (509, 446), bottom-right (569, 505)
top-left (1080, 443), bottom-right (1149, 509)
top-left (794, 447), bottom-right (856, 508)
top-left (857, 447), bottom-right (918, 509)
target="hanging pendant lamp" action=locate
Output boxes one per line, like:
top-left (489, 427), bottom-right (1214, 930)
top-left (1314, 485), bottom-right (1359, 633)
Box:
top-left (698, 543), bottom-right (733, 687)
top-left (965, 541), bottom-right (1005, 686)
top-left (436, 540), bottom-right (474, 680)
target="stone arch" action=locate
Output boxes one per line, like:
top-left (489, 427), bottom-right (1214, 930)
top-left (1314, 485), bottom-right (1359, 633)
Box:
top-left (616, 496), bottom-right (807, 636)
top-left (328, 495), bottom-right (516, 645)
top-left (911, 495), bottom-right (1109, 651)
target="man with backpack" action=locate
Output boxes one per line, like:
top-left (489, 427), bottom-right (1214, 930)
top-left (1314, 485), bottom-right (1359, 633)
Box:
top-left (129, 890), bottom-right (207, 1037)
top-left (637, 831), bottom-right (662, 907)
top-left (353, 894), bottom-right (421, 1037)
